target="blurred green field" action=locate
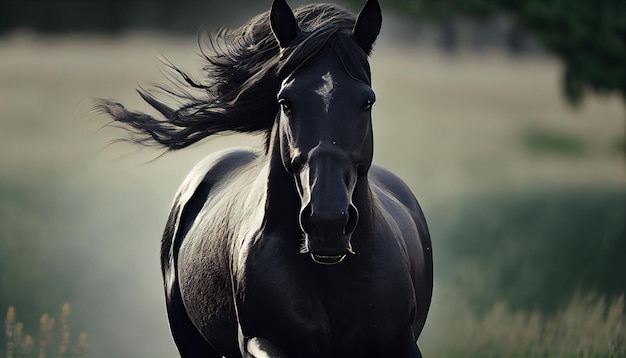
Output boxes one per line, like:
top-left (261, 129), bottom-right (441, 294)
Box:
top-left (1, 32), bottom-right (625, 357)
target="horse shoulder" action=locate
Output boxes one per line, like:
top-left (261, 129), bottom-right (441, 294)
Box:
top-left (368, 164), bottom-right (433, 338)
top-left (161, 148), bottom-right (260, 290)
top-left (368, 164), bottom-right (430, 243)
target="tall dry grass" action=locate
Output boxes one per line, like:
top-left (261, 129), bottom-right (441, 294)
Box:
top-left (425, 293), bottom-right (625, 357)
top-left (3, 304), bottom-right (87, 358)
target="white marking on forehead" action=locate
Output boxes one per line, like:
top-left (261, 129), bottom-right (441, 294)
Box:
top-left (315, 71), bottom-right (335, 113)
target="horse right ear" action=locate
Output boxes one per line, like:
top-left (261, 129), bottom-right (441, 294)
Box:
top-left (353, 0), bottom-right (382, 55)
top-left (270, 0), bottom-right (300, 49)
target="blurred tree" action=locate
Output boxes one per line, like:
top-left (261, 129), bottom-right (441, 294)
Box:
top-left (494, 0), bottom-right (626, 159)
top-left (343, 0), bottom-right (626, 157)
top-left (508, 1), bottom-right (625, 106)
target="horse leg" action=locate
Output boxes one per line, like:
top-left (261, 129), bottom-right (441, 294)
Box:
top-left (165, 279), bottom-right (223, 358)
top-left (239, 333), bottom-right (288, 358)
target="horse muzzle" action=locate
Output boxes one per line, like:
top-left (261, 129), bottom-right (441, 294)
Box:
top-left (299, 201), bottom-right (358, 265)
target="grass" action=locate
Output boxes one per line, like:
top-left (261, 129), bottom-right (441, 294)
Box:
top-left (420, 187), bottom-right (626, 358)
top-left (430, 187), bottom-right (626, 314)
top-left (2, 304), bottom-right (88, 358)
top-left (423, 293), bottom-right (626, 358)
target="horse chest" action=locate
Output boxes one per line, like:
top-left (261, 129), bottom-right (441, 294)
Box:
top-left (238, 244), bottom-right (416, 357)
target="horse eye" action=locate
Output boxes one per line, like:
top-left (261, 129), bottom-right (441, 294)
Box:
top-left (278, 99), bottom-right (291, 113)
top-left (363, 99), bottom-right (375, 111)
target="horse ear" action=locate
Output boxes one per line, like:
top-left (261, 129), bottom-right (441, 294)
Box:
top-left (353, 0), bottom-right (382, 54)
top-left (270, 0), bottom-right (300, 49)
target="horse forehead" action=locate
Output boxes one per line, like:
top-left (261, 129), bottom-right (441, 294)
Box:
top-left (286, 51), bottom-right (350, 88)
top-left (284, 67), bottom-right (347, 88)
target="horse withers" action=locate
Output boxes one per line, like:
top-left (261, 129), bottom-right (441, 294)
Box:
top-left (98, 1), bottom-right (433, 357)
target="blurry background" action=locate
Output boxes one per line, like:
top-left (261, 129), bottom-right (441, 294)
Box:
top-left (1, 0), bottom-right (624, 357)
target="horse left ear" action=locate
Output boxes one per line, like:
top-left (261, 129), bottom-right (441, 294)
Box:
top-left (270, 0), bottom-right (300, 49)
top-left (353, 0), bottom-right (382, 55)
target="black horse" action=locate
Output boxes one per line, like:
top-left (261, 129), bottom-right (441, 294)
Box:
top-left (99, 0), bottom-right (432, 357)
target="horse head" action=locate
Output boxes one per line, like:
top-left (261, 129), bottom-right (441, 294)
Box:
top-left (271, 0), bottom-right (382, 265)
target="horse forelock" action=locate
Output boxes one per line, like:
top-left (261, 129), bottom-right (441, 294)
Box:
top-left (278, 5), bottom-right (370, 82)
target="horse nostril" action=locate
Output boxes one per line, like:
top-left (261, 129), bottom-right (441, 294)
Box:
top-left (343, 204), bottom-right (359, 235)
top-left (299, 203), bottom-right (313, 234)
top-left (301, 203), bottom-right (358, 237)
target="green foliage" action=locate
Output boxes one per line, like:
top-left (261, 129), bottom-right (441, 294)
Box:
top-left (512, 0), bottom-right (626, 105)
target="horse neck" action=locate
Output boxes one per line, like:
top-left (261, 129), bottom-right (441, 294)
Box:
top-left (262, 123), bottom-right (302, 233)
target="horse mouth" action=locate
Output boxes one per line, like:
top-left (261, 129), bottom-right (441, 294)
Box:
top-left (310, 253), bottom-right (347, 265)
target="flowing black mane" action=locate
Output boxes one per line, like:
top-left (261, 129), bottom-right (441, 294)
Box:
top-left (97, 3), bottom-right (372, 151)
